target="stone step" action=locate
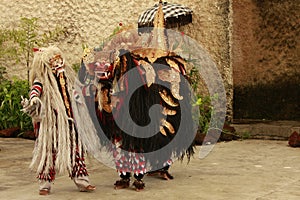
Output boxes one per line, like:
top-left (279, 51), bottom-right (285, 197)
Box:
top-left (232, 120), bottom-right (300, 140)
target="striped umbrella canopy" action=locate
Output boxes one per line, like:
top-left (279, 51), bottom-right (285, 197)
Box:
top-left (138, 1), bottom-right (193, 30)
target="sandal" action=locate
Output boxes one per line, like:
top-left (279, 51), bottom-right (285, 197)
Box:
top-left (147, 170), bottom-right (174, 180)
top-left (39, 188), bottom-right (50, 195)
top-left (160, 170), bottom-right (174, 180)
top-left (147, 171), bottom-right (160, 176)
top-left (73, 176), bottom-right (96, 192)
top-left (132, 179), bottom-right (145, 191)
top-left (39, 181), bottom-right (51, 195)
top-left (114, 178), bottom-right (130, 189)
top-left (75, 184), bottom-right (96, 192)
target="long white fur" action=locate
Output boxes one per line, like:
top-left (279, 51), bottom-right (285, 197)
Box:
top-left (29, 46), bottom-right (101, 176)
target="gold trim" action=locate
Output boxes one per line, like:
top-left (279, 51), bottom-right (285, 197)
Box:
top-left (100, 88), bottom-right (112, 113)
top-left (166, 58), bottom-right (180, 72)
top-left (161, 119), bottom-right (175, 134)
top-left (157, 68), bottom-right (183, 100)
top-left (59, 73), bottom-right (71, 117)
top-left (160, 126), bottom-right (167, 136)
top-left (159, 89), bottom-right (179, 107)
top-left (151, 0), bottom-right (168, 52)
top-left (132, 48), bottom-right (169, 63)
top-left (162, 107), bottom-right (177, 116)
top-left (172, 56), bottom-right (187, 67)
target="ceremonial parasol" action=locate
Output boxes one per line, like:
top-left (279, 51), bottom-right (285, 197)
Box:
top-left (137, 0), bottom-right (193, 30)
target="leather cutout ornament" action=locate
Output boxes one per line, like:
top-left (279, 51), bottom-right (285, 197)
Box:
top-left (140, 60), bottom-right (156, 87)
top-left (159, 89), bottom-right (179, 107)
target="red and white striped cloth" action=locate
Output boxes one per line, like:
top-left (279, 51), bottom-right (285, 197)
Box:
top-left (30, 79), bottom-right (43, 100)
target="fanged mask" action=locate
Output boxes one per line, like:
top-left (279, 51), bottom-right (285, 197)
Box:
top-left (49, 54), bottom-right (65, 69)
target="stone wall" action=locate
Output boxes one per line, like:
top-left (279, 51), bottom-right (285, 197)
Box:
top-left (232, 0), bottom-right (300, 120)
top-left (2, 0), bottom-right (298, 121)
top-left (0, 0), bottom-right (232, 120)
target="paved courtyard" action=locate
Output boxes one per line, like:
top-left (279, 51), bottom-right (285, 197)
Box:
top-left (1, 138), bottom-right (300, 200)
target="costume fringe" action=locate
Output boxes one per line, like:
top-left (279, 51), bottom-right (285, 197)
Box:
top-left (29, 46), bottom-right (101, 176)
top-left (71, 79), bottom-right (102, 156)
top-left (96, 82), bottom-right (103, 111)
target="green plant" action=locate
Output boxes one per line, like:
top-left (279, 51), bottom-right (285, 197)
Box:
top-left (3, 17), bottom-right (66, 81)
top-left (72, 63), bottom-right (81, 73)
top-left (0, 17), bottom-right (67, 134)
top-left (241, 132), bottom-right (251, 140)
top-left (0, 66), bottom-right (7, 81)
top-left (193, 94), bottom-right (212, 134)
top-left (11, 17), bottom-right (40, 81)
top-left (186, 60), bottom-right (213, 135)
top-left (0, 77), bottom-right (32, 131)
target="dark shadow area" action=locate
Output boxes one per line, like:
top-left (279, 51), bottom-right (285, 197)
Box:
top-left (234, 74), bottom-right (300, 120)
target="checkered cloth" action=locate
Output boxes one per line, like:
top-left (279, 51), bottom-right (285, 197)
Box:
top-left (138, 1), bottom-right (193, 28)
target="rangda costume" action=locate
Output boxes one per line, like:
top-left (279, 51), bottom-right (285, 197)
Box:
top-left (21, 46), bottom-right (100, 195)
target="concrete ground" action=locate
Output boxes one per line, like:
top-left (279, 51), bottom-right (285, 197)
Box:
top-left (1, 138), bottom-right (300, 200)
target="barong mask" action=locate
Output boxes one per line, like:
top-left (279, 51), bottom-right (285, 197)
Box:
top-left (93, 51), bottom-right (116, 81)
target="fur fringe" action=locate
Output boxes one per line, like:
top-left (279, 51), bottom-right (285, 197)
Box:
top-left (29, 46), bottom-right (102, 176)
